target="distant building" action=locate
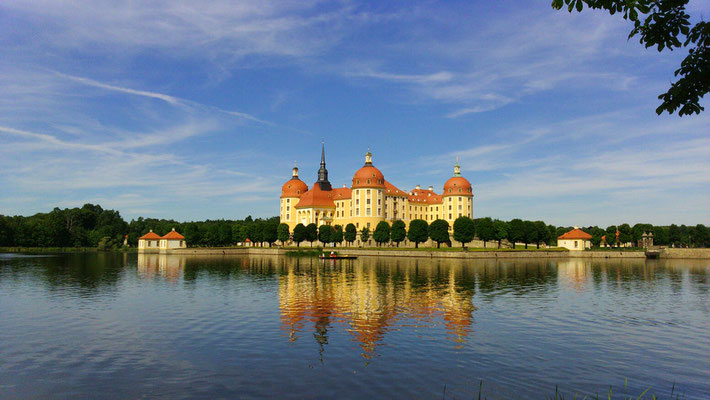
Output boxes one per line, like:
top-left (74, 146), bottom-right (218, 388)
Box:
top-left (280, 144), bottom-right (473, 233)
top-left (558, 227), bottom-right (592, 250)
top-left (138, 228), bottom-right (186, 252)
top-left (639, 231), bottom-right (654, 248)
top-left (138, 230), bottom-right (162, 251)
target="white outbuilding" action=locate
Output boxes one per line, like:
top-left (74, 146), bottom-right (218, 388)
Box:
top-left (558, 226), bottom-right (592, 250)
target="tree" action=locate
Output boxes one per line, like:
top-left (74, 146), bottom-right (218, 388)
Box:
top-left (534, 221), bottom-right (550, 249)
top-left (318, 225), bottom-right (333, 247)
top-left (293, 223), bottom-right (306, 247)
top-left (390, 220), bottom-right (407, 247)
top-left (344, 223), bottom-right (357, 246)
top-left (522, 220), bottom-right (537, 249)
top-left (475, 217), bottom-right (495, 248)
top-left (407, 219), bottom-right (429, 248)
top-left (493, 219), bottom-right (509, 249)
top-left (553, 0), bottom-right (709, 116)
top-left (590, 226), bottom-right (605, 247)
top-left (360, 227), bottom-right (370, 245)
top-left (373, 221), bottom-right (391, 246)
top-left (618, 223), bottom-right (633, 246)
top-left (508, 219), bottom-right (525, 248)
top-left (277, 223), bottom-right (290, 246)
top-left (654, 226), bottom-right (669, 246)
top-left (332, 225), bottom-right (344, 246)
top-left (305, 223), bottom-right (318, 247)
top-left (547, 224), bottom-right (558, 246)
top-left (605, 225), bottom-right (618, 247)
top-left (429, 219), bottom-right (450, 248)
top-left (453, 217), bottom-right (475, 248)
top-left (668, 224), bottom-right (681, 246)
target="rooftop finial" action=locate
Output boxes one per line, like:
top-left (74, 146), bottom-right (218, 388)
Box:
top-left (453, 158), bottom-right (461, 177)
top-left (292, 161), bottom-right (299, 178)
top-left (364, 147), bottom-right (373, 166)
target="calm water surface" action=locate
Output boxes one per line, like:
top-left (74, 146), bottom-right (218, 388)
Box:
top-left (1, 253), bottom-right (709, 399)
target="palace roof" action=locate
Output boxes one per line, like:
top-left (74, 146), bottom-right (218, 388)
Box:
top-left (558, 228), bottom-right (592, 240)
top-left (352, 165), bottom-right (386, 189)
top-left (295, 183), bottom-right (335, 208)
top-left (139, 230), bottom-right (162, 240)
top-left (384, 180), bottom-right (408, 197)
top-left (443, 176), bottom-right (472, 196)
top-left (408, 188), bottom-right (443, 204)
top-left (281, 176), bottom-right (309, 198)
top-left (333, 187), bottom-right (352, 200)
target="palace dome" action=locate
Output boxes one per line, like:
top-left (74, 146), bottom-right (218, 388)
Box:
top-left (351, 149), bottom-right (386, 189)
top-left (443, 176), bottom-right (472, 195)
top-left (281, 178), bottom-right (308, 198)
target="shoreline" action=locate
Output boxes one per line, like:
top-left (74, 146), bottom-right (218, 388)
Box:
top-left (156, 247), bottom-right (710, 259)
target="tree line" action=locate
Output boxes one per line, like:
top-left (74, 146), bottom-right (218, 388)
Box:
top-left (1, 204), bottom-right (708, 248)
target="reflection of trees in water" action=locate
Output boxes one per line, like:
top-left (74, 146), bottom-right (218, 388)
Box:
top-left (0, 252), bottom-right (127, 295)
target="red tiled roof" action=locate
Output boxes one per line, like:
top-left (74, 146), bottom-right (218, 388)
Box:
top-left (408, 188), bottom-right (443, 204)
top-left (443, 176), bottom-right (473, 196)
top-left (333, 187), bottom-right (352, 199)
top-left (281, 177), bottom-right (309, 198)
top-left (558, 228), bottom-right (592, 240)
top-left (352, 166), bottom-right (386, 188)
top-left (162, 229), bottom-right (184, 240)
top-left (384, 180), bottom-right (408, 197)
top-left (295, 184), bottom-right (336, 208)
top-left (139, 231), bottom-right (161, 240)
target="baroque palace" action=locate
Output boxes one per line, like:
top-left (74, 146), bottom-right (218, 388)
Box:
top-left (279, 144), bottom-right (473, 232)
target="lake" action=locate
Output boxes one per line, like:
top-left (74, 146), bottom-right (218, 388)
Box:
top-left (1, 252), bottom-right (709, 399)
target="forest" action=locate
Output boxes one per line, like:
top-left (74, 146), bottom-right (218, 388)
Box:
top-left (0, 204), bottom-right (708, 249)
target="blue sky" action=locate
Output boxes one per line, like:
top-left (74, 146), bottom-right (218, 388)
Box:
top-left (1, 0), bottom-right (708, 226)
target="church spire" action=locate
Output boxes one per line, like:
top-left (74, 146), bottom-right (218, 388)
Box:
top-left (316, 141), bottom-right (332, 190)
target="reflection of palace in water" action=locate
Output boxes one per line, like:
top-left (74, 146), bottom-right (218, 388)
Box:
top-left (137, 253), bottom-right (186, 282)
top-left (278, 259), bottom-right (477, 358)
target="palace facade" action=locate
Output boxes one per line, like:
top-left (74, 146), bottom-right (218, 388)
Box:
top-left (279, 145), bottom-right (473, 232)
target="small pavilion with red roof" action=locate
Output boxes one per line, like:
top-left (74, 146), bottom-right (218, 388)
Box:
top-left (138, 228), bottom-right (186, 252)
top-left (557, 227), bottom-right (592, 250)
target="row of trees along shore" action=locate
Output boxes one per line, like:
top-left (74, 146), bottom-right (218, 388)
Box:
top-left (2, 204), bottom-right (709, 249)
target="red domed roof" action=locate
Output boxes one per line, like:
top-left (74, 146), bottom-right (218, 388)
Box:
top-left (443, 176), bottom-right (472, 196)
top-left (352, 166), bottom-right (385, 188)
top-left (281, 178), bottom-right (309, 198)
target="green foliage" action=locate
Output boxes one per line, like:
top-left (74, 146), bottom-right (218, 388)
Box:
top-left (332, 225), bottom-right (344, 245)
top-left (453, 217), bottom-right (475, 247)
top-left (618, 223), bottom-right (633, 245)
top-left (605, 225), bottom-right (618, 246)
top-left (429, 219), bottom-right (450, 248)
top-left (534, 221), bottom-right (550, 249)
top-left (360, 227), bottom-right (370, 244)
top-left (390, 220), bottom-right (407, 246)
top-left (493, 219), bottom-right (509, 248)
top-left (373, 221), bottom-right (391, 246)
top-left (318, 224), bottom-right (333, 245)
top-left (474, 217), bottom-right (495, 247)
top-left (344, 223), bottom-right (357, 245)
top-left (508, 219), bottom-right (525, 246)
top-left (292, 223), bottom-right (307, 247)
top-left (552, 0), bottom-right (708, 116)
top-left (407, 219), bottom-right (429, 248)
top-left (305, 223), bottom-right (318, 246)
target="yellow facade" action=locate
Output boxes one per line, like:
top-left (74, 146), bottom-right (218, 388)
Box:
top-left (280, 147), bottom-right (474, 233)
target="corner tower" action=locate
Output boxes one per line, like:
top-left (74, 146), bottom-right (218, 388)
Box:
top-left (280, 162), bottom-right (309, 230)
top-left (442, 158), bottom-right (473, 226)
top-left (351, 149), bottom-right (387, 230)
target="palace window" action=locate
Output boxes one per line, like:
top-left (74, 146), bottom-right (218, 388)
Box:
top-left (356, 209), bottom-right (360, 216)
top-left (366, 208), bottom-right (371, 216)
top-left (367, 189), bottom-right (371, 195)
top-left (449, 214), bottom-right (452, 219)
top-left (367, 179), bottom-right (371, 184)
top-left (366, 198), bottom-right (371, 205)
top-left (378, 208), bottom-right (381, 215)
top-left (356, 199), bottom-right (360, 205)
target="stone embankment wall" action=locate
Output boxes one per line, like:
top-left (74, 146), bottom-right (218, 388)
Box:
top-left (659, 248), bottom-right (710, 259)
top-left (165, 247), bottom-right (709, 259)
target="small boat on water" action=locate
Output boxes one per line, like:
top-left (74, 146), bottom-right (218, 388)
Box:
top-left (319, 254), bottom-right (358, 260)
